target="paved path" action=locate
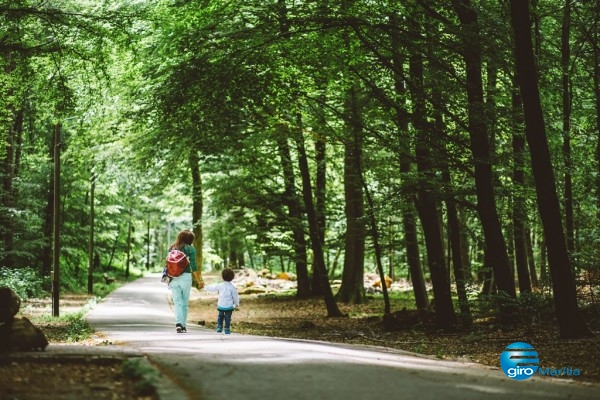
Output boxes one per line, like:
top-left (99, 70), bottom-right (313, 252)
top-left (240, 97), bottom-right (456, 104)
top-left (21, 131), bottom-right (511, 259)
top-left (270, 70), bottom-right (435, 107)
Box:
top-left (85, 274), bottom-right (599, 400)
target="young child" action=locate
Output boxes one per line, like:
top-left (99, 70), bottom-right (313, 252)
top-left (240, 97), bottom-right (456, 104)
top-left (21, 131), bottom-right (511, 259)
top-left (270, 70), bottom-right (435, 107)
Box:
top-left (204, 268), bottom-right (240, 334)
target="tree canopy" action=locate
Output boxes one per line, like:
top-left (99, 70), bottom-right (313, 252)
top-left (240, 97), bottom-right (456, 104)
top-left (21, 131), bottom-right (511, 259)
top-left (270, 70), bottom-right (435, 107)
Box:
top-left (1, 0), bottom-right (599, 338)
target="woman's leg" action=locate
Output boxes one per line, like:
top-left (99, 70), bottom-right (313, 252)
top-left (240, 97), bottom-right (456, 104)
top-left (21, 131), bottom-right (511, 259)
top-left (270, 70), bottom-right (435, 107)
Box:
top-left (179, 273), bottom-right (192, 326)
top-left (170, 273), bottom-right (192, 328)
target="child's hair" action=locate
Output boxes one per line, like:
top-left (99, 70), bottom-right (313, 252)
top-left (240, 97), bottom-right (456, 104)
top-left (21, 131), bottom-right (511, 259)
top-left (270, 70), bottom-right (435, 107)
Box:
top-left (222, 268), bottom-right (235, 282)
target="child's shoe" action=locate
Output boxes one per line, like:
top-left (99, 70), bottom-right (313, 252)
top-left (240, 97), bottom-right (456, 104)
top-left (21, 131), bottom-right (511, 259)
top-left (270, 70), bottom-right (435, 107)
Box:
top-left (224, 329), bottom-right (231, 335)
top-left (216, 326), bottom-right (223, 333)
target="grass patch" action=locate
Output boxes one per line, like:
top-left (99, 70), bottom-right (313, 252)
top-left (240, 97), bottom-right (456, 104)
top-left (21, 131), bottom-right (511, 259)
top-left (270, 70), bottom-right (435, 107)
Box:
top-left (23, 297), bottom-right (98, 343)
top-left (35, 311), bottom-right (95, 342)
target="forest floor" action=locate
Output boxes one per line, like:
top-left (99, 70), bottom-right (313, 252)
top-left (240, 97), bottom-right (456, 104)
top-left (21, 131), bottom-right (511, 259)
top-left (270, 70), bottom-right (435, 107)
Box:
top-left (0, 294), bottom-right (157, 400)
top-left (2, 275), bottom-right (599, 399)
top-left (189, 288), bottom-right (600, 384)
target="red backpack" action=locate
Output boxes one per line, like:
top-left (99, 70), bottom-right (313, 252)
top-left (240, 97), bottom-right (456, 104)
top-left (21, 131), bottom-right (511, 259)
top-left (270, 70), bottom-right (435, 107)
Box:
top-left (165, 248), bottom-right (190, 277)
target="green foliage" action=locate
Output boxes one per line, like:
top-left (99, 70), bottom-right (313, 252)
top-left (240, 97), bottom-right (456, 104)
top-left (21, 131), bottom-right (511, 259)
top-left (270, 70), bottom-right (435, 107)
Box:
top-left (472, 291), bottom-right (555, 326)
top-left (59, 312), bottom-right (96, 342)
top-left (0, 267), bottom-right (46, 300)
top-left (34, 308), bottom-right (96, 343)
top-left (1, 0), bottom-right (600, 330)
top-left (516, 292), bottom-right (556, 322)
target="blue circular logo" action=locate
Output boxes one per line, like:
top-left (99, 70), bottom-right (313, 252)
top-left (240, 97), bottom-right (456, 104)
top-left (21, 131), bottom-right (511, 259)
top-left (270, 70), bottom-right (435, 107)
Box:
top-left (500, 342), bottom-right (539, 380)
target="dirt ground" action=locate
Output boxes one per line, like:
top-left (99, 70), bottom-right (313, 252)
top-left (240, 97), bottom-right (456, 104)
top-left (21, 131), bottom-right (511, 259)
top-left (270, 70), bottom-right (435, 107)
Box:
top-left (0, 294), bottom-right (157, 400)
top-left (190, 288), bottom-right (600, 385)
top-left (2, 275), bottom-right (599, 399)
top-left (0, 357), bottom-right (149, 400)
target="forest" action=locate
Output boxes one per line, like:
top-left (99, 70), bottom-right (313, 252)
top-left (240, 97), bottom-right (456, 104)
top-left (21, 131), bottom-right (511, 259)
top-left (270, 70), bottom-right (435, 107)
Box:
top-left (1, 0), bottom-right (599, 339)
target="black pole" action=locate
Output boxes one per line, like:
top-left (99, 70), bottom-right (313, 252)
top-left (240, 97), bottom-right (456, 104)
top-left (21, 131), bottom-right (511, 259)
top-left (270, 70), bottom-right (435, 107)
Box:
top-left (126, 219), bottom-right (132, 279)
top-left (52, 123), bottom-right (61, 317)
top-left (146, 219), bottom-right (150, 270)
top-left (88, 171), bottom-right (95, 294)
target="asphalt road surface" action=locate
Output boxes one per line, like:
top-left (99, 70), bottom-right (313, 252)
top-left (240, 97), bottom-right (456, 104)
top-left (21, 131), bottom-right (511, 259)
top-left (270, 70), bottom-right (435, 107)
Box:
top-left (85, 275), bottom-right (599, 400)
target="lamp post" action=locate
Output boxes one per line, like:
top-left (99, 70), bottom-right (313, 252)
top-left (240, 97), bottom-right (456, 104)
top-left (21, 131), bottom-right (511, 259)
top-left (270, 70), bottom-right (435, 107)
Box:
top-left (88, 169), bottom-right (95, 294)
top-left (146, 218), bottom-right (150, 270)
top-left (52, 123), bottom-right (61, 317)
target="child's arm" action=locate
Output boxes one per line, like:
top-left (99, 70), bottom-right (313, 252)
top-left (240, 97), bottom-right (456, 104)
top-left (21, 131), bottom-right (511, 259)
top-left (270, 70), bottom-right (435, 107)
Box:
top-left (232, 287), bottom-right (240, 308)
top-left (203, 283), bottom-right (220, 293)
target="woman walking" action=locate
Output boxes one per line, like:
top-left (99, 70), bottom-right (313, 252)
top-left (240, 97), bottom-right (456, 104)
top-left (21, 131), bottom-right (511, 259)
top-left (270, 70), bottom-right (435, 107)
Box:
top-left (168, 229), bottom-right (203, 333)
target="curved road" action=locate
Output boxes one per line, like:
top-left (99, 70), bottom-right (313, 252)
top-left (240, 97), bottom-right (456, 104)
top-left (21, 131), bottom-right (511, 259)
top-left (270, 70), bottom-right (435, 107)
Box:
top-left (85, 275), bottom-right (598, 400)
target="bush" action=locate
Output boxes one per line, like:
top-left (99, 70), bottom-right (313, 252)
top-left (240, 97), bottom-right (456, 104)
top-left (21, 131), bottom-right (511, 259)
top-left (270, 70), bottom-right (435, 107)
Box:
top-left (93, 280), bottom-right (119, 298)
top-left (0, 267), bottom-right (46, 300)
top-left (516, 291), bottom-right (555, 323)
top-left (472, 291), bottom-right (555, 326)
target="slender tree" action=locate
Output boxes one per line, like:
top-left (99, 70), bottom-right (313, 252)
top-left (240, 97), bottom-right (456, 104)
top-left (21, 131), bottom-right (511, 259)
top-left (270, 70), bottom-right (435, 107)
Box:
top-left (562, 0), bottom-right (575, 254)
top-left (512, 85), bottom-right (532, 294)
top-left (337, 0), bottom-right (367, 304)
top-left (189, 150), bottom-right (204, 272)
top-left (408, 6), bottom-right (456, 329)
top-left (452, 0), bottom-right (516, 299)
top-left (313, 132), bottom-right (328, 296)
top-left (294, 115), bottom-right (344, 317)
top-left (337, 84), bottom-right (367, 304)
top-left (276, 133), bottom-right (310, 298)
top-left (389, 11), bottom-right (429, 311)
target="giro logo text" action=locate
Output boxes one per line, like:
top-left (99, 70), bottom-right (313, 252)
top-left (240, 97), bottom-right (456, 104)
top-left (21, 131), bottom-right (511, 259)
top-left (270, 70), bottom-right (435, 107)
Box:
top-left (499, 342), bottom-right (582, 380)
top-left (500, 342), bottom-right (539, 381)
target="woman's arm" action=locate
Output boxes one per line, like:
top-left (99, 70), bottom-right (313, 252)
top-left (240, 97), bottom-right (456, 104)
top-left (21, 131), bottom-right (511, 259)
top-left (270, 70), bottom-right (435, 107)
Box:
top-left (185, 245), bottom-right (203, 288)
top-left (193, 271), bottom-right (204, 289)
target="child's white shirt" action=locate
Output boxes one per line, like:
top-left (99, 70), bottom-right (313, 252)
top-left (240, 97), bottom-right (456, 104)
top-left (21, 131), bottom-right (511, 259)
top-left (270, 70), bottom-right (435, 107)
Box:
top-left (204, 281), bottom-right (240, 310)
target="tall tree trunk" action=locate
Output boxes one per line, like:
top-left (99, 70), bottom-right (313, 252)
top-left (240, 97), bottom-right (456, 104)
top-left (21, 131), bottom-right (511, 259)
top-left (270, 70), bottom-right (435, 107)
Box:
top-left (363, 180), bottom-right (391, 314)
top-left (446, 195), bottom-right (472, 326)
top-left (525, 227), bottom-right (538, 288)
top-left (276, 133), bottom-right (310, 298)
top-left (435, 86), bottom-right (472, 326)
top-left (452, 0), bottom-right (516, 299)
top-left (512, 86), bottom-right (532, 294)
top-left (389, 12), bottom-right (428, 311)
top-left (294, 115), bottom-right (344, 317)
top-left (311, 133), bottom-right (327, 296)
top-left (315, 135), bottom-right (327, 258)
top-left (1, 108), bottom-right (23, 269)
top-left (401, 159), bottom-right (429, 311)
top-left (458, 207), bottom-right (472, 278)
top-left (408, 16), bottom-right (456, 329)
top-left (510, 0), bottom-right (591, 338)
top-left (189, 150), bottom-right (203, 272)
top-left (337, 85), bottom-right (366, 304)
top-left (562, 0), bottom-right (575, 254)
top-left (276, 0), bottom-right (312, 298)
